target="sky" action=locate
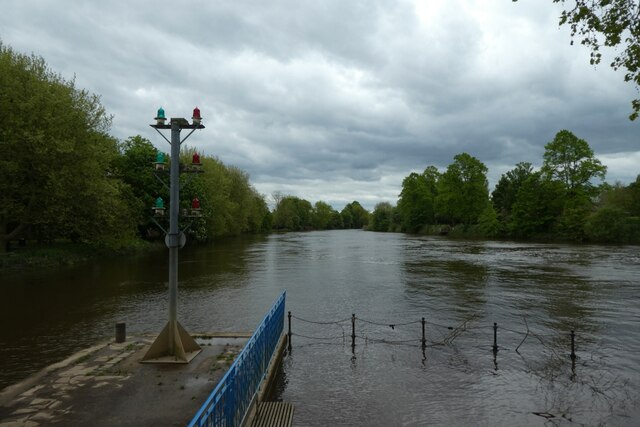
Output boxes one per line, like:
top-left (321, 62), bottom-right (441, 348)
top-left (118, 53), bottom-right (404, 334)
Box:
top-left (2, 0), bottom-right (638, 211)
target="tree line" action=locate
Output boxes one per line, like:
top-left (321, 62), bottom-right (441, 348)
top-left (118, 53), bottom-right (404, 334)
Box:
top-left (270, 194), bottom-right (369, 231)
top-left (370, 130), bottom-right (640, 244)
top-left (0, 43), bottom-right (370, 255)
top-left (3, 42), bottom-right (638, 254)
top-left (0, 43), bottom-right (274, 253)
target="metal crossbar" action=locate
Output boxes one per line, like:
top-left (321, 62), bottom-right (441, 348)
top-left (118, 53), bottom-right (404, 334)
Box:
top-left (188, 291), bottom-right (286, 427)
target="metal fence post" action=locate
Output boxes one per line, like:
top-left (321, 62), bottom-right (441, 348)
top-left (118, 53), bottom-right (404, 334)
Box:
top-left (288, 311), bottom-right (292, 352)
top-left (351, 313), bottom-right (356, 351)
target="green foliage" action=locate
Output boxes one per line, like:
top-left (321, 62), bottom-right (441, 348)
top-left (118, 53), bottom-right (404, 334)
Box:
top-left (509, 173), bottom-right (566, 238)
top-left (397, 166), bottom-right (439, 232)
top-left (477, 204), bottom-right (501, 237)
top-left (492, 162), bottom-right (534, 224)
top-left (0, 43), bottom-right (272, 254)
top-left (436, 153), bottom-right (490, 226)
top-left (0, 43), bottom-right (136, 251)
top-left (370, 202), bottom-right (395, 232)
top-left (184, 154), bottom-right (270, 240)
top-left (379, 133), bottom-right (634, 244)
top-left (553, 191), bottom-right (592, 241)
top-left (312, 201), bottom-right (339, 230)
top-left (541, 130), bottom-right (607, 193)
top-left (514, 1), bottom-right (640, 119)
top-left (628, 175), bottom-right (640, 216)
top-left (341, 201), bottom-right (370, 229)
top-left (113, 135), bottom-right (163, 237)
top-left (272, 196), bottom-right (314, 231)
top-left (585, 206), bottom-right (629, 242)
top-left (583, 178), bottom-right (640, 243)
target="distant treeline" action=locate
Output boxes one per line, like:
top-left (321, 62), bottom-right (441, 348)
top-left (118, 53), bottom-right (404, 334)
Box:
top-left (270, 194), bottom-right (369, 231)
top-left (368, 131), bottom-right (640, 244)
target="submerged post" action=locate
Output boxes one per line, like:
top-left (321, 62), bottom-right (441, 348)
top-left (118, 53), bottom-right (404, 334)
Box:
top-left (493, 322), bottom-right (498, 353)
top-left (115, 322), bottom-right (126, 343)
top-left (570, 330), bottom-right (576, 360)
top-left (288, 311), bottom-right (292, 351)
top-left (421, 317), bottom-right (426, 350)
top-left (351, 313), bottom-right (356, 350)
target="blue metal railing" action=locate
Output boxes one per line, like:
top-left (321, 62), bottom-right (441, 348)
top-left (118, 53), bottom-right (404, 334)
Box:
top-left (188, 291), bottom-right (286, 427)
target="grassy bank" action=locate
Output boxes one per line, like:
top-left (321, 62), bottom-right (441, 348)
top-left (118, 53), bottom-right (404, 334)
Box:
top-left (0, 238), bottom-right (154, 272)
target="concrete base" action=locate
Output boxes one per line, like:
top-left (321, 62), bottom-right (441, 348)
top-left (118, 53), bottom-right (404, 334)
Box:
top-left (141, 321), bottom-right (202, 364)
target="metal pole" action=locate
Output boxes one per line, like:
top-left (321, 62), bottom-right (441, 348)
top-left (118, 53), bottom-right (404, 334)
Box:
top-left (351, 314), bottom-right (356, 350)
top-left (168, 120), bottom-right (181, 355)
top-left (493, 322), bottom-right (498, 353)
top-left (115, 322), bottom-right (126, 343)
top-left (570, 330), bottom-right (576, 360)
top-left (288, 311), bottom-right (292, 351)
top-left (421, 317), bottom-right (426, 350)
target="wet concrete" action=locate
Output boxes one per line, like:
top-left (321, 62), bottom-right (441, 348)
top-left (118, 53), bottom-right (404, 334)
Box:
top-left (0, 334), bottom-right (249, 426)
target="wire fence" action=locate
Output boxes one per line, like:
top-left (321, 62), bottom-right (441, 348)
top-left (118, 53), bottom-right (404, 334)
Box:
top-left (285, 311), bottom-right (636, 423)
top-left (288, 311), bottom-right (587, 361)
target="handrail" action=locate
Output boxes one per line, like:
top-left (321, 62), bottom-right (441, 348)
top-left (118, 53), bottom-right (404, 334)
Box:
top-left (188, 291), bottom-right (286, 427)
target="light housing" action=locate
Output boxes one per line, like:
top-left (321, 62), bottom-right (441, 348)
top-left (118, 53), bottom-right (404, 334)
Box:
top-left (153, 197), bottom-right (165, 217)
top-left (155, 152), bottom-right (166, 170)
top-left (192, 107), bottom-right (201, 125)
top-left (155, 107), bottom-right (167, 125)
top-left (191, 152), bottom-right (202, 171)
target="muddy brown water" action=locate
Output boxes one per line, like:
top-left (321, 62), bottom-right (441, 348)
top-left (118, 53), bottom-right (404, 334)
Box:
top-left (1, 230), bottom-right (639, 425)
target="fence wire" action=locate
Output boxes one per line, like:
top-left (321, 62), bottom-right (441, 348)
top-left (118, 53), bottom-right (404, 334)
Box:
top-left (286, 312), bottom-right (585, 358)
top-left (284, 311), bottom-right (636, 424)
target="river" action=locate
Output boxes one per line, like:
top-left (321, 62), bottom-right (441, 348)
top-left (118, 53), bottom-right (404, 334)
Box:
top-left (1, 230), bottom-right (639, 425)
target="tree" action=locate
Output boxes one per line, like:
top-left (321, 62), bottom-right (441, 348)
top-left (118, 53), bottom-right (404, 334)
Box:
top-left (628, 175), bottom-right (640, 216)
top-left (492, 162), bottom-right (534, 224)
top-left (272, 196), bottom-right (313, 231)
top-left (182, 153), bottom-right (270, 240)
top-left (436, 153), bottom-right (490, 226)
top-left (341, 201), bottom-right (369, 229)
top-left (584, 179), bottom-right (640, 243)
top-left (312, 201), bottom-right (337, 230)
top-left (397, 166), bottom-right (439, 232)
top-left (585, 205), bottom-right (637, 242)
top-left (514, 0), bottom-right (640, 119)
top-left (509, 172), bottom-right (566, 238)
top-left (541, 130), bottom-right (607, 194)
top-left (477, 204), bottom-right (501, 237)
top-left (554, 190), bottom-right (592, 240)
top-left (0, 43), bottom-right (135, 251)
top-left (370, 202), bottom-right (395, 232)
top-left (113, 135), bottom-right (163, 237)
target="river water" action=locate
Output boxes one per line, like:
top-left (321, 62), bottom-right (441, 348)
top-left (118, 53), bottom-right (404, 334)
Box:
top-left (1, 230), bottom-right (639, 425)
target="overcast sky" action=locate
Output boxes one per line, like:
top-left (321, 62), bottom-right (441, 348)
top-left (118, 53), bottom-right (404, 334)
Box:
top-left (2, 0), bottom-right (638, 210)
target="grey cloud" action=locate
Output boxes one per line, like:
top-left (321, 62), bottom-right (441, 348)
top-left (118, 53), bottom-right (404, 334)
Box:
top-left (1, 0), bottom-right (637, 211)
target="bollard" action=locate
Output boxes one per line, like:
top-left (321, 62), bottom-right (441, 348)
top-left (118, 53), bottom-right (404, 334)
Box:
top-left (493, 322), bottom-right (498, 353)
top-left (351, 313), bottom-right (356, 350)
top-left (570, 330), bottom-right (576, 360)
top-left (288, 311), bottom-right (292, 351)
top-left (115, 322), bottom-right (126, 343)
top-left (421, 317), bottom-right (426, 350)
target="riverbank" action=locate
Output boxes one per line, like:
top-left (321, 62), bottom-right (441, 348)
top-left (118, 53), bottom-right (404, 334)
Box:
top-left (0, 239), bottom-right (157, 272)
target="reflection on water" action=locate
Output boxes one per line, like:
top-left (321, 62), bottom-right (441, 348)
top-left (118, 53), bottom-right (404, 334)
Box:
top-left (1, 231), bottom-right (639, 425)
